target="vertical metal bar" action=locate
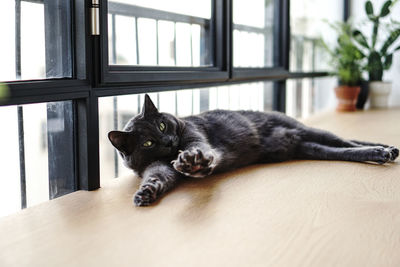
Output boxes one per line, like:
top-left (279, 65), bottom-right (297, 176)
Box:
top-left (273, 81), bottom-right (286, 112)
top-left (17, 106), bottom-right (27, 209)
top-left (44, 0), bottom-right (72, 78)
top-left (156, 93), bottom-right (160, 109)
top-left (190, 24), bottom-right (193, 66)
top-left (281, 0), bottom-right (290, 70)
top-left (175, 91), bottom-right (178, 116)
top-left (191, 90), bottom-right (194, 115)
top-left (15, 0), bottom-right (21, 79)
top-left (76, 96), bottom-right (100, 191)
top-left (113, 96), bottom-right (119, 177)
top-left (173, 22), bottom-right (177, 66)
top-left (199, 88), bottom-right (209, 112)
top-left (47, 101), bottom-right (76, 199)
top-left (137, 94), bottom-right (141, 114)
top-left (273, 0), bottom-right (281, 66)
top-left (111, 14), bottom-right (117, 64)
top-left (135, 17), bottom-right (140, 64)
top-left (156, 20), bottom-right (159, 65)
top-left (343, 0), bottom-right (350, 21)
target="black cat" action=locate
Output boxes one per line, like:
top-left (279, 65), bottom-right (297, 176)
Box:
top-left (108, 94), bottom-right (399, 206)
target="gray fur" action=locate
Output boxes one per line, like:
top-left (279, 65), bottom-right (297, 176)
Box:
top-left (108, 94), bottom-right (399, 206)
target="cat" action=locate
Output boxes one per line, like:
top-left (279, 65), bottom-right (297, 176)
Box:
top-left (108, 94), bottom-right (399, 206)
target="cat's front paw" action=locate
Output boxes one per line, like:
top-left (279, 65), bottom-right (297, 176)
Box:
top-left (172, 148), bottom-right (216, 178)
top-left (388, 146), bottom-right (399, 162)
top-left (134, 184), bottom-right (157, 206)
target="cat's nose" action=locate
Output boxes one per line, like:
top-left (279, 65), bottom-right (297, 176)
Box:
top-left (162, 137), bottom-right (173, 147)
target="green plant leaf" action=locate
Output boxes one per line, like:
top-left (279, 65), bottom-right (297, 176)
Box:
top-left (383, 54), bottom-right (393, 70)
top-left (380, 0), bottom-right (392, 17)
top-left (368, 51), bottom-right (383, 81)
top-left (353, 30), bottom-right (370, 49)
top-left (372, 21), bottom-right (379, 48)
top-left (366, 1), bottom-right (374, 17)
top-left (380, 28), bottom-right (400, 55)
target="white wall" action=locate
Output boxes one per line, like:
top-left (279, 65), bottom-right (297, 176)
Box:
top-left (351, 0), bottom-right (400, 107)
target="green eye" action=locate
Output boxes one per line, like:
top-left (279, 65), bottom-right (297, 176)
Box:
top-left (159, 122), bottom-right (166, 132)
top-left (143, 140), bottom-right (153, 147)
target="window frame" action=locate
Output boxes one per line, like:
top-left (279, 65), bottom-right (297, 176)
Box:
top-left (99, 0), bottom-right (230, 85)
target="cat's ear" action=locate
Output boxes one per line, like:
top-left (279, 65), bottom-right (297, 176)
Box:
top-left (108, 131), bottom-right (133, 155)
top-left (142, 94), bottom-right (158, 117)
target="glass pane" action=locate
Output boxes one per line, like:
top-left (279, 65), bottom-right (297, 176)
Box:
top-left (290, 0), bottom-right (343, 72)
top-left (108, 0), bottom-right (212, 66)
top-left (233, 0), bottom-right (276, 67)
top-left (0, 0), bottom-right (72, 82)
top-left (286, 77), bottom-right (337, 118)
top-left (0, 100), bottom-right (75, 218)
top-left (99, 82), bottom-right (274, 183)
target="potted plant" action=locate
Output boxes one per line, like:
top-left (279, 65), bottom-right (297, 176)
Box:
top-left (321, 22), bottom-right (364, 111)
top-left (353, 0), bottom-right (400, 108)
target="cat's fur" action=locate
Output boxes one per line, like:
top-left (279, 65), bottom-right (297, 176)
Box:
top-left (108, 94), bottom-right (399, 206)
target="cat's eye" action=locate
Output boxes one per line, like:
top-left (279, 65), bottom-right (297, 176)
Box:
top-left (159, 122), bottom-right (166, 132)
top-left (143, 140), bottom-right (153, 147)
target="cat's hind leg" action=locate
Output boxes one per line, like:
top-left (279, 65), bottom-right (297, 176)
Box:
top-left (296, 141), bottom-right (398, 164)
top-left (302, 127), bottom-right (361, 148)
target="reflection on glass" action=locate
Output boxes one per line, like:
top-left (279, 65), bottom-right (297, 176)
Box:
top-left (286, 77), bottom-right (337, 118)
top-left (108, 0), bottom-right (212, 66)
top-left (0, 0), bottom-right (72, 82)
top-left (290, 0), bottom-right (343, 72)
top-left (99, 82), bottom-right (274, 182)
top-left (233, 0), bottom-right (275, 67)
top-left (0, 101), bottom-right (75, 218)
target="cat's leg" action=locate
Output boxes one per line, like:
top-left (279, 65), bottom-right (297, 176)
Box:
top-left (302, 127), bottom-right (399, 160)
top-left (349, 140), bottom-right (399, 159)
top-left (302, 127), bottom-right (361, 148)
top-left (350, 140), bottom-right (389, 148)
top-left (134, 161), bottom-right (180, 206)
top-left (296, 141), bottom-right (398, 163)
top-left (172, 142), bottom-right (220, 178)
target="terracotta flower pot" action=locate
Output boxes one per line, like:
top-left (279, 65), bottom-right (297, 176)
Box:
top-left (334, 85), bottom-right (360, 112)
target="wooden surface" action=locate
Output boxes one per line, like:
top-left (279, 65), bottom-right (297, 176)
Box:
top-left (1, 109), bottom-right (400, 267)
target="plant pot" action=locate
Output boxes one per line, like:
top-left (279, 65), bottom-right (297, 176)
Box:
top-left (369, 81), bottom-right (391, 108)
top-left (356, 80), bottom-right (369, 110)
top-left (334, 85), bottom-right (360, 112)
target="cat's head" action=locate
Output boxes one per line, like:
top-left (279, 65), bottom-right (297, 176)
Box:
top-left (108, 94), bottom-right (184, 172)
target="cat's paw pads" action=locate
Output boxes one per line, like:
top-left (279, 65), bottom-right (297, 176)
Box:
top-left (172, 148), bottom-right (216, 177)
top-left (374, 147), bottom-right (392, 164)
top-left (133, 184), bottom-right (157, 206)
top-left (388, 146), bottom-right (399, 162)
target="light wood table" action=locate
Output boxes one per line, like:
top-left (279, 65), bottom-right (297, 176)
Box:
top-left (1, 109), bottom-right (400, 267)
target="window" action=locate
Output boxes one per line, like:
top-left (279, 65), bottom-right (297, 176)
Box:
top-left (0, 101), bottom-right (75, 217)
top-left (286, 77), bottom-right (337, 118)
top-left (290, 0), bottom-right (344, 72)
top-left (233, 0), bottom-right (276, 67)
top-left (0, 0), bottom-right (72, 82)
top-left (108, 0), bottom-right (212, 66)
top-left (101, 0), bottom-right (227, 84)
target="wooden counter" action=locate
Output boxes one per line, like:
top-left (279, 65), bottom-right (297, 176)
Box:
top-left (1, 109), bottom-right (400, 267)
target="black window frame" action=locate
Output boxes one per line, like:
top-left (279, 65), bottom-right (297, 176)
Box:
top-left (99, 0), bottom-right (230, 85)
top-left (0, 0), bottom-right (350, 206)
